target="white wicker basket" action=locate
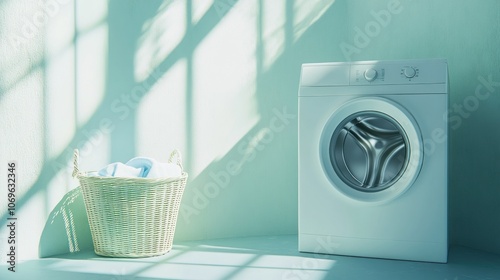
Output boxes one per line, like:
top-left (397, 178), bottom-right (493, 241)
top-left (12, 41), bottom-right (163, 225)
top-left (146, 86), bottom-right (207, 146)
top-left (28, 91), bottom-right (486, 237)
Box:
top-left (72, 149), bottom-right (188, 257)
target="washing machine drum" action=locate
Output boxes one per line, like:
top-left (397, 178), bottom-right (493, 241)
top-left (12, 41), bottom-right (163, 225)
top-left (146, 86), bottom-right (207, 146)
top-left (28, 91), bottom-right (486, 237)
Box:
top-left (320, 98), bottom-right (423, 203)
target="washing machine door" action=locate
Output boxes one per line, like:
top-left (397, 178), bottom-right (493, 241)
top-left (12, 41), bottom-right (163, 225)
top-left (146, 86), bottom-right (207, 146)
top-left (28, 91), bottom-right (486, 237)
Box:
top-left (320, 97), bottom-right (423, 203)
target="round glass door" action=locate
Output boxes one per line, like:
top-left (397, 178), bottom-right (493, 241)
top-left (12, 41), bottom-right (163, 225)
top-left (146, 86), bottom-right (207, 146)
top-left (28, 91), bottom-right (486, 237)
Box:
top-left (330, 112), bottom-right (409, 192)
top-left (320, 97), bottom-right (423, 203)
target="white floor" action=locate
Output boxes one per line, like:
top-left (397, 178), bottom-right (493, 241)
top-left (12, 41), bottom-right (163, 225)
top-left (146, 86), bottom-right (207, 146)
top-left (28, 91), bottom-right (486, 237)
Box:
top-left (1, 235), bottom-right (500, 280)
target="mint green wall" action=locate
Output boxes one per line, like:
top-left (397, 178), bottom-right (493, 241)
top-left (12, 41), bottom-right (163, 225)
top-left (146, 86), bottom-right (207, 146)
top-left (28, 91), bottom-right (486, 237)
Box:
top-left (1, 0), bottom-right (499, 259)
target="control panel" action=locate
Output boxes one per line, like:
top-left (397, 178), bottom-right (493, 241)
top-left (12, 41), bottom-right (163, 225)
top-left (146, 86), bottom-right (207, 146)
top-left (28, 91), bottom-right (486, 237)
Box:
top-left (349, 61), bottom-right (444, 85)
top-left (299, 60), bottom-right (447, 88)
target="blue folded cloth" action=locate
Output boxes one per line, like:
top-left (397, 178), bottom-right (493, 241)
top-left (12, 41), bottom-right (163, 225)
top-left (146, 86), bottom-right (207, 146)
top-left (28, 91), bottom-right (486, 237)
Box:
top-left (97, 157), bottom-right (182, 178)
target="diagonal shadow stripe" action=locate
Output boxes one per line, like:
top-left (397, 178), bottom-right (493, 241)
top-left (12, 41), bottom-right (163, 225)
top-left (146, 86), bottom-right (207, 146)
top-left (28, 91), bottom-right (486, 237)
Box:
top-left (0, 0), bottom-right (242, 227)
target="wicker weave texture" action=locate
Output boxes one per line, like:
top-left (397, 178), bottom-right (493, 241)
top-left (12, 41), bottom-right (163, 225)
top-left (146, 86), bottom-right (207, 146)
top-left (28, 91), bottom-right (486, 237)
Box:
top-left (73, 149), bottom-right (188, 257)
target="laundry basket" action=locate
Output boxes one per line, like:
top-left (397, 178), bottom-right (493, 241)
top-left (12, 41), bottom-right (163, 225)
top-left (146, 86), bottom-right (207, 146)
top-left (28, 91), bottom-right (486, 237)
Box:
top-left (72, 149), bottom-right (188, 257)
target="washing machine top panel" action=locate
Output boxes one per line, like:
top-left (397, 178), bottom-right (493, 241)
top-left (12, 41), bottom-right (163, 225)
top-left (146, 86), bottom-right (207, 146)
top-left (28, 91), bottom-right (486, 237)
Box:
top-left (298, 59), bottom-right (448, 95)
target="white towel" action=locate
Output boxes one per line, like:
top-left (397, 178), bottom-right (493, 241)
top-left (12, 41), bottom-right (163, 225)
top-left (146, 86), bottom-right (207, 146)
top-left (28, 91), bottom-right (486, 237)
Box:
top-left (97, 162), bottom-right (143, 178)
top-left (126, 157), bottom-right (182, 178)
top-left (97, 157), bottom-right (182, 178)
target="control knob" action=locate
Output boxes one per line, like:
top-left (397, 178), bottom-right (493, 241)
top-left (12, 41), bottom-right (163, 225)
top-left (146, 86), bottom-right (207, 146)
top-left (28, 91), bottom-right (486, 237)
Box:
top-left (403, 67), bottom-right (416, 78)
top-left (364, 68), bottom-right (378, 82)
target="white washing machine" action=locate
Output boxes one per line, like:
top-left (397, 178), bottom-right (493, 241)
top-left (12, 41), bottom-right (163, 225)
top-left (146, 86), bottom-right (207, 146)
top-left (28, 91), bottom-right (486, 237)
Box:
top-left (298, 59), bottom-right (448, 263)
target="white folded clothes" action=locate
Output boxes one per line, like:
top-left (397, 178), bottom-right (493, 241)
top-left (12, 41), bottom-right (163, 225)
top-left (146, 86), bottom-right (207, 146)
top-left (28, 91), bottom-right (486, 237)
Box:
top-left (97, 157), bottom-right (182, 178)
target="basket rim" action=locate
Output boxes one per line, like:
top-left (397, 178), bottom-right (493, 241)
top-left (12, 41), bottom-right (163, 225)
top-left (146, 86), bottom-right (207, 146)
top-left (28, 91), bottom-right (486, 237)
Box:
top-left (73, 148), bottom-right (188, 183)
top-left (77, 171), bottom-right (188, 183)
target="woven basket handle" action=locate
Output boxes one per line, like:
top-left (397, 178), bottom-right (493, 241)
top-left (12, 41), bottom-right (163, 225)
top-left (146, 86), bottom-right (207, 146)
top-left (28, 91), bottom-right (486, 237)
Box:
top-left (168, 149), bottom-right (184, 172)
top-left (72, 149), bottom-right (80, 178)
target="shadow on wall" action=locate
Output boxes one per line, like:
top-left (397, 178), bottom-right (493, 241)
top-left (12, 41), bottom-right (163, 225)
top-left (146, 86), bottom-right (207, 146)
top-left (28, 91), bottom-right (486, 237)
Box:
top-left (24, 0), bottom-right (500, 259)
top-left (6, 0), bottom-right (496, 259)
top-left (39, 187), bottom-right (93, 257)
top-left (29, 0), bottom-right (347, 257)
top-left (175, 0), bottom-right (350, 240)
